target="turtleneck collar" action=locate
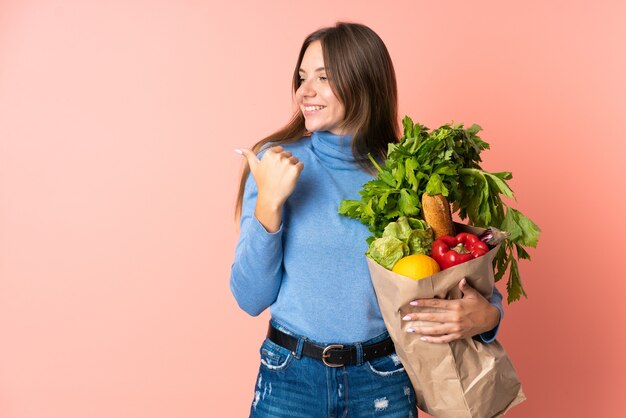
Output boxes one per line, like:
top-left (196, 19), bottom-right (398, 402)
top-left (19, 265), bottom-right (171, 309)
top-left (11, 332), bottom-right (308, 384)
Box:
top-left (310, 131), bottom-right (358, 168)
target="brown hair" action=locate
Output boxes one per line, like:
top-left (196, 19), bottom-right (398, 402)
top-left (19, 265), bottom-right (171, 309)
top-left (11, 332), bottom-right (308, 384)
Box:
top-left (234, 22), bottom-right (398, 220)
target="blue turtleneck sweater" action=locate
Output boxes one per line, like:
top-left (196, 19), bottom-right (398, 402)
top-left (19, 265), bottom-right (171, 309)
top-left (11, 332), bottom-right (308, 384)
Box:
top-left (230, 131), bottom-right (502, 343)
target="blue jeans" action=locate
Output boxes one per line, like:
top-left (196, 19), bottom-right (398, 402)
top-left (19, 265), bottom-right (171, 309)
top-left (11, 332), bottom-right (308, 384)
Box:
top-left (249, 321), bottom-right (417, 417)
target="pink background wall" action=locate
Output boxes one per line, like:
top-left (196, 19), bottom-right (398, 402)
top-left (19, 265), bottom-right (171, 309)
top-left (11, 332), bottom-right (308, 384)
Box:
top-left (1, 0), bottom-right (624, 417)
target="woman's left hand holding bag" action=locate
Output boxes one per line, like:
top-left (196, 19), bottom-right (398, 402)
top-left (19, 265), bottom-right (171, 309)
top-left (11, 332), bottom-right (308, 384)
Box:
top-left (402, 278), bottom-right (501, 343)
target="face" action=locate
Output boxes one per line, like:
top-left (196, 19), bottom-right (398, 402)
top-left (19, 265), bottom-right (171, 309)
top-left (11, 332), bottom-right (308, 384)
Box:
top-left (295, 41), bottom-right (347, 135)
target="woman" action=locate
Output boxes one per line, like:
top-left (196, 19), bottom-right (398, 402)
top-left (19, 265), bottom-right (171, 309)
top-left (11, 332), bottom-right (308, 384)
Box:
top-left (231, 22), bottom-right (503, 417)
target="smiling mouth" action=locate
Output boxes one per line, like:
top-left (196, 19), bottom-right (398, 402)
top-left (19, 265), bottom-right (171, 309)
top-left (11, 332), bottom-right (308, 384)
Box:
top-left (304, 105), bottom-right (326, 111)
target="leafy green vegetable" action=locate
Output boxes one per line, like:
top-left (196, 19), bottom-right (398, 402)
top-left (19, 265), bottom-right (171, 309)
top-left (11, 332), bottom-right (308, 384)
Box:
top-left (406, 229), bottom-right (434, 256)
top-left (365, 216), bottom-right (433, 270)
top-left (366, 236), bottom-right (407, 270)
top-left (339, 116), bottom-right (540, 303)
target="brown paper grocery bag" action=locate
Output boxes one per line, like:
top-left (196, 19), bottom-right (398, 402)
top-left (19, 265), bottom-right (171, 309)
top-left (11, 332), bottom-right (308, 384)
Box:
top-left (367, 225), bottom-right (526, 418)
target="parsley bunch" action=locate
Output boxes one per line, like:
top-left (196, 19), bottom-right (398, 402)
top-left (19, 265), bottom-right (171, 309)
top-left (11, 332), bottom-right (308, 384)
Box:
top-left (339, 116), bottom-right (540, 303)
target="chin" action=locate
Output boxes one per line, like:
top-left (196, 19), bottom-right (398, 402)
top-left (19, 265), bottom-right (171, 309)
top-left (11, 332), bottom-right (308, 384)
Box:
top-left (305, 124), bottom-right (323, 132)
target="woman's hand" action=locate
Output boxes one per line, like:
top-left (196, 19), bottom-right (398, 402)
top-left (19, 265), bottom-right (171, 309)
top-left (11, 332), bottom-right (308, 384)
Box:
top-left (402, 278), bottom-right (500, 343)
top-left (237, 146), bottom-right (304, 232)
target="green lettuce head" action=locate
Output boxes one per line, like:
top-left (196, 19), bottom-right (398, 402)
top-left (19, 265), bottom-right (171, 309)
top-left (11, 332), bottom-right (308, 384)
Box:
top-left (366, 216), bottom-right (434, 270)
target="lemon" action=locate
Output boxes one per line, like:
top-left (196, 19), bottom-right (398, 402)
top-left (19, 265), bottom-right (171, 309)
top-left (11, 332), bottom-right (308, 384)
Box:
top-left (391, 254), bottom-right (440, 280)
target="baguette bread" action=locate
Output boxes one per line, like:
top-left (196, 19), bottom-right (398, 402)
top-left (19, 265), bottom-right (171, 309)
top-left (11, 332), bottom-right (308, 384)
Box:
top-left (421, 193), bottom-right (455, 239)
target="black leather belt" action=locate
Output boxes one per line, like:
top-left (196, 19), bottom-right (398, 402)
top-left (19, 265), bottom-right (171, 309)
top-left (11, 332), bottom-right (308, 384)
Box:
top-left (268, 324), bottom-right (395, 368)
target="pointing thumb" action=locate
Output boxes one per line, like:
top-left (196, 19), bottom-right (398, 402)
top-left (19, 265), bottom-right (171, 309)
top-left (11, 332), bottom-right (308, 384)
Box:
top-left (235, 148), bottom-right (259, 170)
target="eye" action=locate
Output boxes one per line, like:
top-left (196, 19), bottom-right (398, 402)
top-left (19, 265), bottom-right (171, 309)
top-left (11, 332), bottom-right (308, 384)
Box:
top-left (319, 76), bottom-right (328, 82)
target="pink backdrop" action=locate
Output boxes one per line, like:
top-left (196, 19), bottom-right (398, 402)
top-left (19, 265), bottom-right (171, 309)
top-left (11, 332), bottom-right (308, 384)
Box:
top-left (1, 1), bottom-right (625, 417)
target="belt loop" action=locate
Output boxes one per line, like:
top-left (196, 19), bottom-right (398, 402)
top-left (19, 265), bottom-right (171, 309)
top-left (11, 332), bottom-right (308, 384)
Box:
top-left (293, 336), bottom-right (305, 359)
top-left (355, 342), bottom-right (363, 366)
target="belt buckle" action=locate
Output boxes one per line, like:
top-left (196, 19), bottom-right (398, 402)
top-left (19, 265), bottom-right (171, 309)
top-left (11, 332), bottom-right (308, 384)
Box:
top-left (322, 344), bottom-right (344, 368)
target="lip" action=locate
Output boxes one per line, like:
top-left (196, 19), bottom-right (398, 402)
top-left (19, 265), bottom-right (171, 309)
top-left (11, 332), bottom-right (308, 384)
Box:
top-left (302, 104), bottom-right (326, 116)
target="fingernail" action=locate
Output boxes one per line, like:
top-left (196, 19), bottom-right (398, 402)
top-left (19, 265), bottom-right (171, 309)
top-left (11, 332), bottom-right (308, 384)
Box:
top-left (409, 300), bottom-right (419, 306)
top-left (402, 315), bottom-right (412, 321)
top-left (420, 336), bottom-right (428, 341)
top-left (406, 328), bottom-right (415, 333)
top-left (234, 148), bottom-right (243, 155)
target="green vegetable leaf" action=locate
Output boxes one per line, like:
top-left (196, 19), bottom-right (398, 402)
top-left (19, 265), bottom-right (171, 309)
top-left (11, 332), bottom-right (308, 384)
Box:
top-left (368, 216), bottom-right (435, 268)
top-left (407, 217), bottom-right (429, 230)
top-left (405, 157), bottom-right (419, 190)
top-left (393, 162), bottom-right (406, 184)
top-left (493, 244), bottom-right (511, 282)
top-left (402, 116), bottom-right (414, 138)
top-left (398, 189), bottom-right (419, 216)
top-left (501, 208), bottom-right (524, 242)
top-left (466, 124), bottom-right (482, 135)
top-left (379, 171), bottom-right (397, 188)
top-left (338, 200), bottom-right (362, 217)
top-left (515, 243), bottom-right (531, 260)
top-left (506, 258), bottom-right (527, 303)
top-left (378, 191), bottom-right (390, 210)
top-left (512, 209), bottom-right (541, 247)
top-left (425, 173), bottom-right (449, 196)
top-left (485, 172), bottom-right (514, 198)
top-left (492, 171), bottom-right (513, 181)
top-left (366, 236), bottom-right (407, 270)
top-left (407, 228), bottom-right (434, 255)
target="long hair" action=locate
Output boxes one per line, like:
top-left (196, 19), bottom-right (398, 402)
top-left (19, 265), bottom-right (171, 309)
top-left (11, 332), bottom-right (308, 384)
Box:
top-left (234, 22), bottom-right (398, 220)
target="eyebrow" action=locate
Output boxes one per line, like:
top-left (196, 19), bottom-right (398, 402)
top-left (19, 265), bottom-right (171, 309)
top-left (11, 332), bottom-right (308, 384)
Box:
top-left (298, 67), bottom-right (326, 74)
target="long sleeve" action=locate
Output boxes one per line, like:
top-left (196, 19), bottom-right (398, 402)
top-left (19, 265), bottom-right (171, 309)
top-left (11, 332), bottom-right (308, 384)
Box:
top-left (229, 172), bottom-right (284, 316)
top-left (479, 286), bottom-right (504, 343)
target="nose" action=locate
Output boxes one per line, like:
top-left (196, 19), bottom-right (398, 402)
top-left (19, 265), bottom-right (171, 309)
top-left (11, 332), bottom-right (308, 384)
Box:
top-left (297, 78), bottom-right (315, 98)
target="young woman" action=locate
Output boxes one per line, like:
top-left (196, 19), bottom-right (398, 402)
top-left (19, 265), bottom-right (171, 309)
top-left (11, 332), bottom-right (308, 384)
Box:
top-left (231, 22), bottom-right (503, 417)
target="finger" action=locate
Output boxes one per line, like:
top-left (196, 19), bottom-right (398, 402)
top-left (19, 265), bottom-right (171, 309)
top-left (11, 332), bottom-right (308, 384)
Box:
top-left (235, 148), bottom-right (260, 171)
top-left (459, 278), bottom-right (479, 298)
top-left (419, 333), bottom-right (461, 344)
top-left (406, 324), bottom-right (451, 336)
top-left (402, 312), bottom-right (453, 322)
top-left (407, 324), bottom-right (463, 343)
top-left (409, 298), bottom-right (454, 309)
